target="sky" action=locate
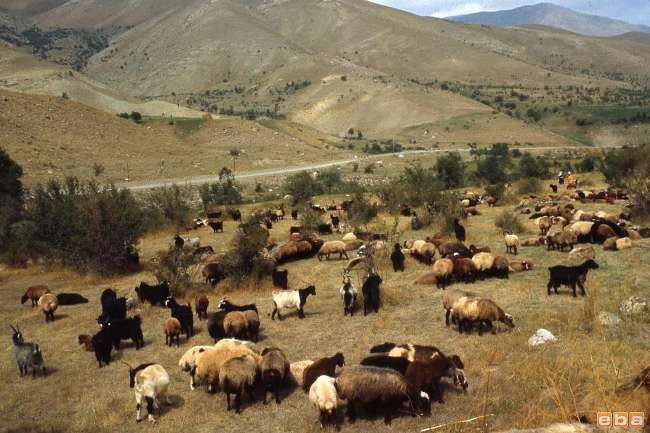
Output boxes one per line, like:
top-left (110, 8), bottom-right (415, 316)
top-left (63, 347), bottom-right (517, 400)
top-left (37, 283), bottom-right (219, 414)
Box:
top-left (368, 1), bottom-right (650, 25)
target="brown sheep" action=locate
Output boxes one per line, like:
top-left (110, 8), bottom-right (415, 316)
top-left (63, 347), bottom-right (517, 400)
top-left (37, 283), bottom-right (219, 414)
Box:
top-left (596, 224), bottom-right (617, 240)
top-left (452, 256), bottom-right (477, 283)
top-left (224, 311), bottom-right (249, 339)
top-left (272, 242), bottom-right (299, 263)
top-left (37, 293), bottom-right (58, 323)
top-left (317, 241), bottom-right (349, 261)
top-left (243, 310), bottom-right (260, 342)
top-left (21, 285), bottom-right (51, 307)
top-left (193, 343), bottom-right (261, 392)
top-left (195, 295), bottom-right (209, 321)
top-left (219, 354), bottom-right (258, 413)
top-left (261, 347), bottom-right (290, 404)
top-left (164, 318), bottom-right (182, 347)
top-left (492, 255), bottom-right (510, 279)
top-left (405, 355), bottom-right (463, 403)
top-left (414, 272), bottom-right (437, 286)
top-left (603, 237), bottom-right (618, 251)
top-left (509, 260), bottom-right (534, 273)
top-left (437, 241), bottom-right (471, 258)
top-left (432, 258), bottom-right (454, 289)
top-left (303, 352), bottom-right (345, 392)
top-left (442, 289), bottom-right (477, 326)
top-left (78, 334), bottom-right (93, 352)
top-left (452, 297), bottom-right (514, 335)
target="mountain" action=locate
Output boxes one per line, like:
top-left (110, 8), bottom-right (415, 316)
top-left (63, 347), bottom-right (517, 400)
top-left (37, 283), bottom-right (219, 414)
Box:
top-left (448, 2), bottom-right (650, 37)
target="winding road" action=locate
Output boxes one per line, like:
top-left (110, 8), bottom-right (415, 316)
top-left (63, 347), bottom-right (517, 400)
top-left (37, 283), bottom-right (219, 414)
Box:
top-left (119, 145), bottom-right (617, 192)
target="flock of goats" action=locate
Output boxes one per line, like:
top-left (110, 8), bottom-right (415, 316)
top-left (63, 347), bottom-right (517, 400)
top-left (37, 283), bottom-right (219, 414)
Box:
top-left (9, 184), bottom-right (650, 429)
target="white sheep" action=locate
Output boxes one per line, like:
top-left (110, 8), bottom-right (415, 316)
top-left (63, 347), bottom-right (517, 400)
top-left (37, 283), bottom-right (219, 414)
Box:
top-left (309, 375), bottom-right (340, 429)
top-left (179, 345), bottom-right (214, 389)
top-left (504, 233), bottom-right (519, 255)
top-left (127, 363), bottom-right (171, 423)
top-left (472, 252), bottom-right (494, 273)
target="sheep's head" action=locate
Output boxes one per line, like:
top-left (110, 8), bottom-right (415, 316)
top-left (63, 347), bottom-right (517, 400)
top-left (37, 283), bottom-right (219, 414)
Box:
top-left (503, 313), bottom-right (515, 329)
top-left (333, 352), bottom-right (345, 367)
top-left (217, 298), bottom-right (228, 309)
top-left (10, 325), bottom-right (23, 344)
top-left (584, 259), bottom-right (599, 270)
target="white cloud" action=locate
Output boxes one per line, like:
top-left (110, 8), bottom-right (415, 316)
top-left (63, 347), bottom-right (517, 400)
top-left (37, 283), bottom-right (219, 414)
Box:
top-left (431, 2), bottom-right (490, 17)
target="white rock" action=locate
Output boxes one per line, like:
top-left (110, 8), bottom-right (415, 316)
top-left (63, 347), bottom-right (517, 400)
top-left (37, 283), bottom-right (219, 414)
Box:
top-left (619, 296), bottom-right (648, 316)
top-left (597, 311), bottom-right (621, 326)
top-left (528, 329), bottom-right (557, 346)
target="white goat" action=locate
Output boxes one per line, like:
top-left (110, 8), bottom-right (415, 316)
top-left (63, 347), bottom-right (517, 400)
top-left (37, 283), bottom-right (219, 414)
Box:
top-left (126, 363), bottom-right (171, 423)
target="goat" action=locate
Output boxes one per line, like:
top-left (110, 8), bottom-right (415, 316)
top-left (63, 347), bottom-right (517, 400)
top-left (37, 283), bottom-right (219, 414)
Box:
top-left (165, 296), bottom-right (194, 339)
top-left (547, 259), bottom-right (599, 297)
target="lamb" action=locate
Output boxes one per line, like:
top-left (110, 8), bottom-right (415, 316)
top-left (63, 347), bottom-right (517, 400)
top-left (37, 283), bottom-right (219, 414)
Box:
top-left (126, 363), bottom-right (171, 423)
top-left (56, 293), bottom-right (88, 305)
top-left (362, 273), bottom-right (382, 315)
top-left (135, 281), bottom-right (170, 306)
top-left (317, 241), bottom-right (349, 261)
top-left (309, 375), bottom-right (341, 429)
top-left (303, 352), bottom-right (345, 392)
top-left (261, 347), bottom-right (290, 404)
top-left (272, 268), bottom-right (288, 289)
top-left (442, 289), bottom-right (477, 326)
top-left (21, 285), bottom-right (50, 307)
top-left (547, 259), bottom-right (599, 297)
top-left (360, 355), bottom-right (411, 374)
top-left (335, 365), bottom-right (428, 425)
top-left (164, 318), bottom-right (182, 347)
top-left (10, 325), bottom-right (46, 377)
top-left (192, 342), bottom-right (261, 392)
top-left (340, 270), bottom-right (358, 316)
top-left (165, 296), bottom-right (193, 339)
top-left (78, 334), bottom-right (93, 351)
top-left (271, 285), bottom-right (316, 320)
top-left (195, 295), bottom-right (209, 320)
top-left (219, 354), bottom-right (258, 413)
top-left (453, 218), bottom-right (466, 242)
top-left (223, 311), bottom-right (249, 339)
top-left (509, 260), bottom-right (533, 273)
top-left (432, 258), bottom-right (454, 289)
top-left (452, 297), bottom-right (514, 335)
top-left (504, 233), bottom-right (519, 255)
top-left (91, 328), bottom-right (112, 367)
top-left (390, 243), bottom-right (405, 272)
top-left (98, 315), bottom-right (144, 350)
top-left (38, 293), bottom-right (58, 323)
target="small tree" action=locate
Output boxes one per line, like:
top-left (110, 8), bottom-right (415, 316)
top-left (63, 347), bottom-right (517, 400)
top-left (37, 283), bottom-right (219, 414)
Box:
top-left (0, 148), bottom-right (24, 249)
top-left (282, 171), bottom-right (323, 204)
top-left (229, 149), bottom-right (240, 172)
top-left (516, 153), bottom-right (550, 179)
top-left (145, 185), bottom-right (191, 228)
top-left (435, 152), bottom-right (465, 189)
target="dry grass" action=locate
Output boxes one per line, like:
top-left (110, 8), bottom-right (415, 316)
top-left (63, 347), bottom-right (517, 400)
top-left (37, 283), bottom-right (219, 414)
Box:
top-left (1, 181), bottom-right (649, 433)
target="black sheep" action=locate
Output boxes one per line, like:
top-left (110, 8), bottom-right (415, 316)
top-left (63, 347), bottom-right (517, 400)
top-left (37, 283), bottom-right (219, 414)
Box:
top-left (317, 223), bottom-right (333, 235)
top-left (330, 215), bottom-right (340, 229)
top-left (362, 274), bottom-right (382, 316)
top-left (98, 315), bottom-right (144, 350)
top-left (174, 234), bottom-right (184, 249)
top-left (360, 355), bottom-right (410, 374)
top-left (453, 218), bottom-right (466, 243)
top-left (207, 311), bottom-right (227, 342)
top-left (272, 269), bottom-right (288, 290)
top-left (100, 295), bottom-right (127, 321)
top-left (135, 281), bottom-right (170, 306)
top-left (208, 220), bottom-right (223, 233)
top-left (91, 328), bottom-right (112, 367)
top-left (165, 296), bottom-right (194, 338)
top-left (547, 259), bottom-right (599, 297)
top-left (56, 293), bottom-right (89, 305)
top-left (390, 243), bottom-right (405, 272)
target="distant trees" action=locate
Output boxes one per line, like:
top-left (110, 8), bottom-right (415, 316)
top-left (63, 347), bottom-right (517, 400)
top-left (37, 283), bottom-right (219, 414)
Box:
top-left (516, 152), bottom-right (550, 180)
top-left (435, 152), bottom-right (465, 189)
top-left (145, 185), bottom-right (191, 228)
top-left (474, 143), bottom-right (512, 185)
top-left (199, 167), bottom-right (242, 208)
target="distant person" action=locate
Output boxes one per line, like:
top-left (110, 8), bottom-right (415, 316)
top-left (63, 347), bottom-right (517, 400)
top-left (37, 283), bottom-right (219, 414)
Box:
top-left (558, 171), bottom-right (565, 185)
top-left (566, 172), bottom-right (576, 189)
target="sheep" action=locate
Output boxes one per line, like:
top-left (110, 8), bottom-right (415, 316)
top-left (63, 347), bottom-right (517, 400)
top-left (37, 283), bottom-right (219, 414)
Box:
top-left (390, 243), bottom-right (405, 272)
top-left (100, 289), bottom-right (127, 321)
top-left (567, 221), bottom-right (594, 242)
top-left (509, 260), bottom-right (533, 273)
top-left (546, 231), bottom-right (578, 251)
top-left (405, 355), bottom-right (464, 403)
top-left (78, 334), bottom-right (93, 351)
top-left (261, 347), bottom-right (290, 404)
top-left (472, 252), bottom-right (494, 277)
top-left (616, 237), bottom-right (632, 250)
top-left (340, 270), bottom-right (358, 316)
top-left (335, 365), bottom-right (428, 425)
top-left (362, 273), bottom-right (382, 315)
top-left (164, 318), bottom-right (182, 347)
top-left (360, 355), bottom-right (411, 374)
top-left (271, 285), bottom-right (316, 320)
top-left (547, 259), bottom-right (599, 297)
top-left (192, 342), bottom-right (261, 392)
top-left (432, 258), bottom-right (454, 289)
top-left (603, 237), bottom-right (618, 251)
top-left (98, 315), bottom-right (144, 350)
top-left (442, 289), bottom-right (477, 326)
top-left (452, 297), bottom-right (514, 335)
top-left (38, 293), bottom-right (58, 323)
top-left (309, 375), bottom-right (340, 429)
top-left (135, 281), bottom-right (170, 306)
top-left (414, 272), bottom-right (437, 285)
top-left (223, 312), bottom-right (249, 339)
top-left (492, 255), bottom-right (510, 279)
top-left (504, 233), bottom-right (519, 255)
top-left (207, 311), bottom-right (227, 342)
top-left (303, 352), bottom-right (345, 392)
top-left (317, 241), bottom-right (349, 261)
top-left (219, 354), bottom-right (258, 413)
top-left (453, 218), bottom-right (466, 242)
top-left (437, 241), bottom-right (472, 259)
top-left (178, 345), bottom-right (214, 389)
top-left (126, 363), bottom-right (171, 423)
top-left (534, 216), bottom-right (552, 235)
top-left (569, 246), bottom-right (596, 261)
top-left (195, 295), bottom-right (209, 320)
top-left (165, 296), bottom-right (193, 339)
top-left (342, 232), bottom-right (357, 241)
top-left (522, 237), bottom-right (542, 247)
top-left (56, 293), bottom-right (89, 305)
top-left (207, 219), bottom-right (223, 233)
top-left (10, 325), bottom-right (46, 377)
top-left (452, 255), bottom-right (477, 283)
top-left (413, 241), bottom-right (436, 264)
top-left (289, 360), bottom-right (314, 387)
top-left (469, 244), bottom-right (491, 254)
top-left (91, 328), bottom-right (112, 367)
top-left (243, 310), bottom-right (260, 342)
top-left (21, 285), bottom-right (51, 307)
top-left (218, 298), bottom-right (258, 313)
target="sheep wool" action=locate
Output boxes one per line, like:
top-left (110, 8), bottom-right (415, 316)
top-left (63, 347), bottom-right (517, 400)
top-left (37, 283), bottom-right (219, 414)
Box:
top-left (309, 375), bottom-right (339, 428)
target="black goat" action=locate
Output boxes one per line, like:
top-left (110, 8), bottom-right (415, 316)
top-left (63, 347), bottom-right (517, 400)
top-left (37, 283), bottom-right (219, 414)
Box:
top-left (331, 215), bottom-right (340, 229)
top-left (56, 293), bottom-right (88, 305)
top-left (218, 298), bottom-right (258, 313)
top-left (317, 223), bottom-right (333, 235)
top-left (362, 274), bottom-right (382, 316)
top-left (208, 220), bottom-right (223, 233)
top-left (135, 281), bottom-right (170, 306)
top-left (390, 243), bottom-right (405, 272)
top-left (230, 209), bottom-right (242, 221)
top-left (165, 296), bottom-right (194, 339)
top-left (291, 209), bottom-right (298, 220)
top-left (360, 355), bottom-right (411, 374)
top-left (91, 328), bottom-right (112, 367)
top-left (207, 311), bottom-right (227, 342)
top-left (101, 295), bottom-right (127, 321)
top-left (98, 315), bottom-right (144, 350)
top-left (272, 269), bottom-right (288, 290)
top-left (174, 234), bottom-right (184, 249)
top-left (547, 259), bottom-right (599, 297)
top-left (453, 218), bottom-right (466, 243)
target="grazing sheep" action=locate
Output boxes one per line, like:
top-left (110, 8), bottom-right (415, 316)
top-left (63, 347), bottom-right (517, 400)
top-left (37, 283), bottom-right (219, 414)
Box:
top-left (492, 255), bottom-right (510, 279)
top-left (522, 237), bottom-right (542, 247)
top-left (405, 355), bottom-right (463, 403)
top-left (261, 347), bottom-right (290, 404)
top-left (135, 281), bottom-right (170, 306)
top-left (126, 363), bottom-right (171, 423)
top-left (271, 285), bottom-right (316, 320)
top-left (98, 315), bottom-right (144, 350)
top-left (390, 243), bottom-right (405, 272)
top-left (164, 318), bottom-right (182, 347)
top-left (335, 366), bottom-right (428, 425)
top-left (21, 285), bottom-right (51, 307)
top-left (37, 293), bottom-right (58, 323)
top-left (442, 289), bottom-right (477, 326)
top-left (535, 216), bottom-right (552, 235)
top-left (504, 233), bottom-right (519, 255)
top-left (10, 325), bottom-right (45, 377)
top-left (567, 221), bottom-right (594, 242)
top-left (165, 296), bottom-right (194, 339)
top-left (340, 271), bottom-right (358, 316)
top-left (56, 293), bottom-right (88, 305)
top-left (193, 343), bottom-right (261, 392)
top-left (242, 310), bottom-right (260, 342)
top-left (272, 269), bottom-right (289, 289)
top-left (219, 354), bottom-right (258, 413)
top-left (195, 295), bottom-right (209, 320)
top-left (360, 355), bottom-right (411, 374)
top-left (317, 241), bottom-right (349, 261)
top-left (472, 252), bottom-right (494, 277)
top-left (362, 274), bottom-right (382, 315)
top-left (223, 312), bottom-right (248, 339)
top-left (414, 272), bottom-right (437, 286)
top-left (452, 255), bottom-right (477, 283)
top-left (303, 352), bottom-right (345, 392)
top-left (309, 375), bottom-right (341, 429)
top-left (78, 334), bottom-right (93, 351)
top-left (452, 297), bottom-right (514, 335)
top-left (91, 328), bottom-right (112, 368)
top-left (547, 259), bottom-right (599, 297)
top-left (546, 231), bottom-right (578, 251)
top-left (437, 241), bottom-right (472, 259)
top-left (616, 237), bottom-right (632, 250)
top-left (432, 258), bottom-right (454, 289)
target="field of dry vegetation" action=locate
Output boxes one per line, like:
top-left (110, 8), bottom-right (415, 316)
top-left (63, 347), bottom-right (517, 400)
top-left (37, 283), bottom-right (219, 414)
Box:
top-left (1, 174), bottom-right (649, 433)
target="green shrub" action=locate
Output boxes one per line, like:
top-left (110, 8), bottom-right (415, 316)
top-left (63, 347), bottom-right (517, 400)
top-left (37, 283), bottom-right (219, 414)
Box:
top-left (348, 192), bottom-right (379, 227)
top-left (494, 209), bottom-right (525, 234)
top-left (299, 206), bottom-right (325, 231)
top-left (199, 170), bottom-right (243, 209)
top-left (282, 171), bottom-right (323, 204)
top-left (0, 148), bottom-right (24, 251)
top-left (516, 177), bottom-right (543, 194)
top-left (222, 219), bottom-right (270, 282)
top-left (145, 185), bottom-right (191, 228)
top-left (435, 152), bottom-right (465, 189)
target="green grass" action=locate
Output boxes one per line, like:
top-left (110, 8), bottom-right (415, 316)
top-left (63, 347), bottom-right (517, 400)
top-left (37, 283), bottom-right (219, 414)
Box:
top-left (570, 105), bottom-right (650, 122)
top-left (565, 132), bottom-right (594, 147)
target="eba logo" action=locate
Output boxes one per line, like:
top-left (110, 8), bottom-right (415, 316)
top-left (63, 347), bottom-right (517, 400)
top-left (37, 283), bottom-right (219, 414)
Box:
top-left (598, 412), bottom-right (645, 429)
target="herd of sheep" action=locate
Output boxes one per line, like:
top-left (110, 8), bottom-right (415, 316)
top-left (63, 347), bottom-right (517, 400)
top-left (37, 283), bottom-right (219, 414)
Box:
top-left (8, 184), bottom-right (650, 429)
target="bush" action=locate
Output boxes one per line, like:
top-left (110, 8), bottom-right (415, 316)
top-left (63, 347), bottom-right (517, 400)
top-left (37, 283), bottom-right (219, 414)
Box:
top-left (475, 143), bottom-right (512, 184)
top-left (516, 153), bottom-right (550, 179)
top-left (398, 164), bottom-right (444, 207)
top-left (222, 219), bottom-right (270, 282)
top-left (0, 148), bottom-right (24, 251)
top-left (599, 146), bottom-right (638, 186)
top-left (145, 185), bottom-right (191, 228)
top-left (155, 248), bottom-right (201, 296)
top-left (494, 210), bottom-right (525, 234)
top-left (578, 156), bottom-right (597, 173)
top-left (435, 152), bottom-right (465, 189)
top-left (282, 171), bottom-right (323, 204)
top-left (432, 193), bottom-right (462, 236)
top-left (347, 192), bottom-right (379, 227)
top-left (199, 170), bottom-right (243, 209)
top-left (516, 177), bottom-right (543, 195)
top-left (485, 183), bottom-right (507, 201)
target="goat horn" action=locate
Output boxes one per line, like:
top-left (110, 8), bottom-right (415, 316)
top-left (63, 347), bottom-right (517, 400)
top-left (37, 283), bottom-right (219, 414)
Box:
top-left (120, 360), bottom-right (133, 370)
top-left (9, 325), bottom-right (17, 332)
